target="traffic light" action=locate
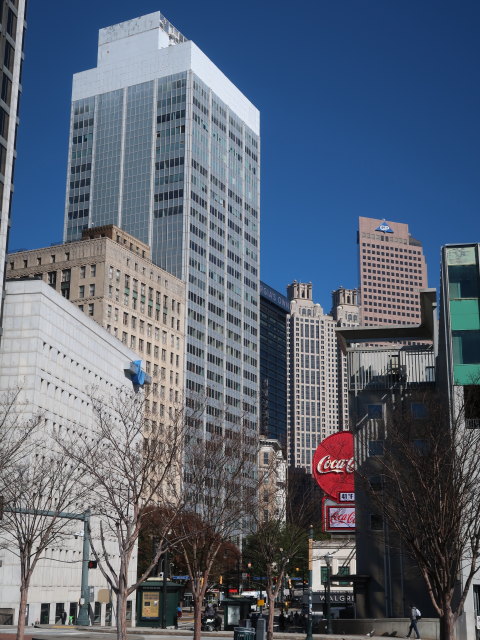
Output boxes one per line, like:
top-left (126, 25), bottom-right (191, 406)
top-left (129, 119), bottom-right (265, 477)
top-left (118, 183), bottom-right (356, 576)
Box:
top-left (88, 560), bottom-right (97, 569)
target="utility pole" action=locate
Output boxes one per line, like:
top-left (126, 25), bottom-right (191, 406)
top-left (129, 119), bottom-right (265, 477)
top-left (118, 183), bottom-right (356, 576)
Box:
top-left (305, 525), bottom-right (313, 640)
top-left (324, 553), bottom-right (333, 635)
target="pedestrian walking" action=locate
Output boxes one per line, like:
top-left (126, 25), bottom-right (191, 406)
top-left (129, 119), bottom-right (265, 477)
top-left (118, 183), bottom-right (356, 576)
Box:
top-left (405, 604), bottom-right (421, 639)
top-left (175, 605), bottom-right (182, 629)
top-left (279, 611), bottom-right (286, 631)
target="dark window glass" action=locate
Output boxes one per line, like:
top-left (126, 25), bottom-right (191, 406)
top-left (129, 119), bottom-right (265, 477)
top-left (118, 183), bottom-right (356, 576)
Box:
top-left (0, 106), bottom-right (9, 138)
top-left (411, 403), bottom-right (427, 419)
top-left (3, 41), bottom-right (14, 72)
top-left (93, 602), bottom-right (101, 625)
top-left (369, 475), bottom-right (383, 492)
top-left (368, 440), bottom-right (384, 456)
top-left (338, 565), bottom-right (351, 586)
top-left (40, 603), bottom-right (50, 625)
top-left (448, 264), bottom-right (480, 299)
top-left (367, 404), bottom-right (383, 419)
top-left (370, 514), bottom-right (383, 531)
top-left (0, 143), bottom-right (6, 175)
top-left (452, 330), bottom-right (480, 365)
top-left (6, 9), bottom-right (17, 37)
top-left (1, 74), bottom-right (12, 104)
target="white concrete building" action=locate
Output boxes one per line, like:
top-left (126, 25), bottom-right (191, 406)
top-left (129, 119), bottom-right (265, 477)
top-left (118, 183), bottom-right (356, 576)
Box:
top-left (0, 279), bottom-right (139, 626)
top-left (312, 538), bottom-right (355, 614)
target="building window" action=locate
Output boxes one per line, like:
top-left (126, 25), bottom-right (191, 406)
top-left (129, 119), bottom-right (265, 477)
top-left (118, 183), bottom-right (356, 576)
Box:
top-left (40, 603), bottom-right (50, 625)
top-left (90, 264), bottom-right (96, 277)
top-left (452, 330), bottom-right (480, 366)
top-left (370, 514), bottom-right (383, 531)
top-left (369, 475), bottom-right (383, 492)
top-left (448, 261), bottom-right (480, 299)
top-left (80, 265), bottom-right (86, 278)
top-left (338, 565), bottom-right (351, 586)
top-left (79, 286), bottom-right (85, 298)
top-left (367, 404), bottom-right (383, 419)
top-left (411, 402), bottom-right (427, 419)
top-left (321, 566), bottom-right (329, 585)
top-left (88, 303), bottom-right (94, 316)
top-left (89, 284), bottom-right (95, 296)
top-left (368, 440), bottom-right (384, 456)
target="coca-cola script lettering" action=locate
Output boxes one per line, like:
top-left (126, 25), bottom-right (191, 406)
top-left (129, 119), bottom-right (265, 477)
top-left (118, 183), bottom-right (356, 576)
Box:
top-left (327, 506), bottom-right (355, 529)
top-left (312, 431), bottom-right (355, 500)
top-left (316, 455), bottom-right (355, 475)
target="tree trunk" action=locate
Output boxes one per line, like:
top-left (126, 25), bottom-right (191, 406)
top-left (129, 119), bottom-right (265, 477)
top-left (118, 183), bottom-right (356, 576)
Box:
top-left (440, 604), bottom-right (457, 640)
top-left (266, 587), bottom-right (275, 640)
top-left (193, 594), bottom-right (203, 640)
top-left (16, 580), bottom-right (30, 640)
top-left (116, 589), bottom-right (128, 640)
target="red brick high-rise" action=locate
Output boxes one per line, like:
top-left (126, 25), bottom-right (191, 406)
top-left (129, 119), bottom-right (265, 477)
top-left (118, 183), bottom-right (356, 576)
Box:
top-left (358, 217), bottom-right (428, 326)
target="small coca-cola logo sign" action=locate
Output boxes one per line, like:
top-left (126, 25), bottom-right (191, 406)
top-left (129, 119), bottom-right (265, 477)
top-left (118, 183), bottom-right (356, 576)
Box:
top-left (327, 505), bottom-right (355, 529)
top-left (312, 432), bottom-right (354, 500)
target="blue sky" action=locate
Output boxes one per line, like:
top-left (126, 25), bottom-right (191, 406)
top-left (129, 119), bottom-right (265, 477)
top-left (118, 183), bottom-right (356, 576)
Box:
top-left (10, 0), bottom-right (480, 311)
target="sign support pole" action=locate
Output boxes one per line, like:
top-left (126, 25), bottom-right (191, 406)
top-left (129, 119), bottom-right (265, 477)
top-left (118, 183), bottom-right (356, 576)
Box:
top-left (305, 525), bottom-right (313, 640)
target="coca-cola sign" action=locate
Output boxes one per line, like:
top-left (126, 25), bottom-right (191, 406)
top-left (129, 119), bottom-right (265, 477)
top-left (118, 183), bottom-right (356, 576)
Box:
top-left (328, 506), bottom-right (355, 528)
top-left (312, 431), bottom-right (354, 500)
top-left (323, 504), bottom-right (355, 533)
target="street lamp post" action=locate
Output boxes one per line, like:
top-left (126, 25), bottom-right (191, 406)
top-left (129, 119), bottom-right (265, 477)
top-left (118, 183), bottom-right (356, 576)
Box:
top-left (305, 525), bottom-right (313, 640)
top-left (323, 553), bottom-right (333, 635)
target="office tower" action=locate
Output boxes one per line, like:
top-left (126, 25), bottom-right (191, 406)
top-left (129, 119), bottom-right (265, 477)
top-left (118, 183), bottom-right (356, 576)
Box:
top-left (287, 282), bottom-right (340, 470)
top-left (63, 13), bottom-right (260, 455)
top-left (358, 217), bottom-right (428, 326)
top-left (0, 1), bottom-right (26, 317)
top-left (439, 243), bottom-right (480, 392)
top-left (438, 243), bottom-right (480, 638)
top-left (331, 287), bottom-right (359, 428)
top-left (7, 225), bottom-right (185, 426)
top-left (260, 282), bottom-right (288, 446)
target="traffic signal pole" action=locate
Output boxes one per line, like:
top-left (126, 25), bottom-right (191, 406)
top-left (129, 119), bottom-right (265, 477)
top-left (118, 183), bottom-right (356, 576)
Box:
top-left (77, 509), bottom-right (91, 626)
top-left (3, 506), bottom-right (92, 625)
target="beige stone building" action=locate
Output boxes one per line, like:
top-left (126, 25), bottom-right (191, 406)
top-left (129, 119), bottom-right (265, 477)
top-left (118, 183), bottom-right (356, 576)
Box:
top-left (7, 225), bottom-right (185, 427)
top-left (258, 436), bottom-right (287, 523)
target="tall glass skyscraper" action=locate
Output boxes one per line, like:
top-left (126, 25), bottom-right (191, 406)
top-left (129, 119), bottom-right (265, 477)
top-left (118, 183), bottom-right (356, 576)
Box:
top-left (0, 0), bottom-right (26, 320)
top-left (260, 282), bottom-right (288, 447)
top-left (63, 13), bottom-right (260, 462)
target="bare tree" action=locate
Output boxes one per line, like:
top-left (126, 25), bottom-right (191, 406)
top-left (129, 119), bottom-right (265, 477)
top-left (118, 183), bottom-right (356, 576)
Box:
top-left (243, 473), bottom-right (319, 640)
top-left (171, 423), bottom-right (258, 640)
top-left (0, 388), bottom-right (42, 493)
top-left (0, 443), bottom-right (87, 640)
top-left (360, 389), bottom-right (480, 640)
top-left (57, 389), bottom-right (187, 640)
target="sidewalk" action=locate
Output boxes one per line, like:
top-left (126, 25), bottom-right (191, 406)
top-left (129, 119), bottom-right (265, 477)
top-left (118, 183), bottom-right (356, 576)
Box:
top-left (0, 624), bottom-right (406, 640)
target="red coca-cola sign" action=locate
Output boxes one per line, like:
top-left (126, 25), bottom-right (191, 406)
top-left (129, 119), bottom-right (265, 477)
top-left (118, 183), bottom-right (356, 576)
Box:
top-left (312, 431), bottom-right (354, 500)
top-left (327, 506), bottom-right (355, 528)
